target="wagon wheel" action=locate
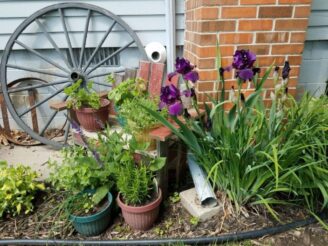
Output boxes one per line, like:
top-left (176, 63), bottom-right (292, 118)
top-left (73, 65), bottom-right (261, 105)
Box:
top-left (0, 2), bottom-right (147, 149)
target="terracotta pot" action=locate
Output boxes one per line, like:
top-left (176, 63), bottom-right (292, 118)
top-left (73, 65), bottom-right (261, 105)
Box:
top-left (134, 129), bottom-right (157, 151)
top-left (75, 98), bottom-right (110, 132)
top-left (117, 189), bottom-right (162, 231)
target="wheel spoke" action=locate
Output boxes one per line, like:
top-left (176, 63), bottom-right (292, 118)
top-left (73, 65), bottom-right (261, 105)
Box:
top-left (40, 110), bottom-right (58, 136)
top-left (14, 40), bottom-right (70, 74)
top-left (18, 86), bottom-right (68, 117)
top-left (35, 19), bottom-right (73, 71)
top-left (79, 10), bottom-right (92, 69)
top-left (92, 81), bottom-right (113, 87)
top-left (82, 21), bottom-right (117, 73)
top-left (88, 68), bottom-right (125, 79)
top-left (59, 8), bottom-right (77, 68)
top-left (40, 95), bottom-right (68, 136)
top-left (7, 64), bottom-right (68, 78)
top-left (8, 79), bottom-right (70, 94)
top-left (63, 119), bottom-right (70, 145)
top-left (87, 40), bottom-right (134, 75)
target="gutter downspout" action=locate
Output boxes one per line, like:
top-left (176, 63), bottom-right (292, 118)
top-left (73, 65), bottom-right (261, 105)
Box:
top-left (165, 0), bottom-right (176, 73)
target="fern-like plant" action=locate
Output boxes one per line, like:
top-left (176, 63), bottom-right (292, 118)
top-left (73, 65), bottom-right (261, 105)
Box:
top-left (116, 161), bottom-right (153, 205)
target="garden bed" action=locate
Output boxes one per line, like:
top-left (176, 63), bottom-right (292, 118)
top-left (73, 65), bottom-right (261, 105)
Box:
top-left (0, 188), bottom-right (327, 246)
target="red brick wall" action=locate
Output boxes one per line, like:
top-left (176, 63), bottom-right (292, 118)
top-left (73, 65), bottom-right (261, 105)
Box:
top-left (184, 0), bottom-right (312, 106)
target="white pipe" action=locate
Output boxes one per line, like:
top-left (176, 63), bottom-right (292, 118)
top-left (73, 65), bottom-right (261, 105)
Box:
top-left (165, 0), bottom-right (176, 73)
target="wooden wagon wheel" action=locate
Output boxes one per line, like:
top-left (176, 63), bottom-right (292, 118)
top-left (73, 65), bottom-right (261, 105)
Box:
top-left (0, 2), bottom-right (147, 149)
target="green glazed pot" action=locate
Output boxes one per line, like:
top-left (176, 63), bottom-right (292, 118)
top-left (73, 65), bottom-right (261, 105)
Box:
top-left (69, 192), bottom-right (113, 236)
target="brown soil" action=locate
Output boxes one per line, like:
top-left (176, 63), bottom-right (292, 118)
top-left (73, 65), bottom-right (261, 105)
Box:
top-left (0, 189), bottom-right (327, 245)
top-left (70, 195), bottom-right (109, 217)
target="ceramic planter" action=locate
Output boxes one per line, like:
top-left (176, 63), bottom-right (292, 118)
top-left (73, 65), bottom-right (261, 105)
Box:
top-left (75, 98), bottom-right (110, 132)
top-left (117, 189), bottom-right (162, 231)
top-left (69, 192), bottom-right (113, 236)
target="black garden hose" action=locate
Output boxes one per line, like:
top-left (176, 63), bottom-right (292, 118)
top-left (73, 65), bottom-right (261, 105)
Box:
top-left (0, 211), bottom-right (326, 245)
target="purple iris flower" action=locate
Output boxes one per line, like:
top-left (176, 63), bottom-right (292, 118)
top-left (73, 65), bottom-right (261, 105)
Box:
top-left (160, 84), bottom-right (180, 105)
top-left (237, 69), bottom-right (254, 82)
top-left (168, 71), bottom-right (177, 81)
top-left (232, 50), bottom-right (256, 70)
top-left (168, 101), bottom-right (183, 116)
top-left (159, 84), bottom-right (183, 116)
top-left (282, 61), bottom-right (291, 80)
top-left (184, 71), bottom-right (199, 83)
top-left (175, 57), bottom-right (194, 74)
top-left (168, 57), bottom-right (199, 83)
top-left (182, 88), bottom-right (194, 97)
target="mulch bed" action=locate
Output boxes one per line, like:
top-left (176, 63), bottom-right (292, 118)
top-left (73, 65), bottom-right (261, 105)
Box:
top-left (1, 187), bottom-right (328, 246)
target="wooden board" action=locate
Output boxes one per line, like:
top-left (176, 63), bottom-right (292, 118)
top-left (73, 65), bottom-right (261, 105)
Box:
top-left (148, 62), bottom-right (165, 97)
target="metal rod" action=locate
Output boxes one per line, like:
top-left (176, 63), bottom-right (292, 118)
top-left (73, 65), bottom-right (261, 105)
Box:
top-left (79, 10), bottom-right (92, 69)
top-left (83, 21), bottom-right (117, 73)
top-left (165, 0), bottom-right (176, 73)
top-left (7, 64), bottom-right (68, 78)
top-left (8, 79), bottom-right (70, 94)
top-left (87, 40), bottom-right (134, 75)
top-left (59, 8), bottom-right (77, 68)
top-left (35, 19), bottom-right (73, 71)
top-left (14, 40), bottom-right (70, 74)
top-left (18, 86), bottom-right (67, 117)
top-left (88, 68), bottom-right (125, 79)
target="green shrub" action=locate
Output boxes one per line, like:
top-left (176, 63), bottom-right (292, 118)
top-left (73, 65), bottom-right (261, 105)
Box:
top-left (0, 161), bottom-right (45, 217)
top-left (48, 146), bottom-right (113, 193)
top-left (119, 97), bottom-right (168, 133)
top-left (107, 77), bottom-right (147, 107)
top-left (263, 95), bottom-right (328, 212)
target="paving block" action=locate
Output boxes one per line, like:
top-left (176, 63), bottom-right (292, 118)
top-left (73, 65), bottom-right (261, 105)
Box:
top-left (180, 188), bottom-right (223, 222)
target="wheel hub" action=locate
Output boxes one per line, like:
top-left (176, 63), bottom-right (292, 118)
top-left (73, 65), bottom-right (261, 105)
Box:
top-left (70, 71), bottom-right (88, 85)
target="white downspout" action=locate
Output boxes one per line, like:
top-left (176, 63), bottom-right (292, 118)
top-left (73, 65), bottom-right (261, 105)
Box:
top-left (165, 0), bottom-right (176, 73)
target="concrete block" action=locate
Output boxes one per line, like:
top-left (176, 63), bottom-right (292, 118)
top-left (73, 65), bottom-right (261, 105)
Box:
top-left (180, 188), bottom-right (223, 222)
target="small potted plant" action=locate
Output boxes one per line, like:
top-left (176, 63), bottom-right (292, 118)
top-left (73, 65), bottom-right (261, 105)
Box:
top-left (115, 149), bottom-right (165, 231)
top-left (107, 77), bottom-right (147, 125)
top-left (119, 96), bottom-right (168, 150)
top-left (66, 188), bottom-right (113, 237)
top-left (64, 79), bottom-right (110, 132)
top-left (48, 145), bottom-right (115, 236)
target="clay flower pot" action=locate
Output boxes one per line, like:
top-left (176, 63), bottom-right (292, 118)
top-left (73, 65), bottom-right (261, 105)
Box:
top-left (117, 189), bottom-right (162, 231)
top-left (75, 98), bottom-right (110, 132)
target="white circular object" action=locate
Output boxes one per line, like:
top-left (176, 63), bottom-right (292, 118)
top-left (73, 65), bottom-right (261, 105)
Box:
top-left (145, 42), bottom-right (167, 63)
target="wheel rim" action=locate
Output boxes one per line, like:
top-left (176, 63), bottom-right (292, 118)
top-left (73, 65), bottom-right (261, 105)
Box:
top-left (0, 2), bottom-right (147, 149)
